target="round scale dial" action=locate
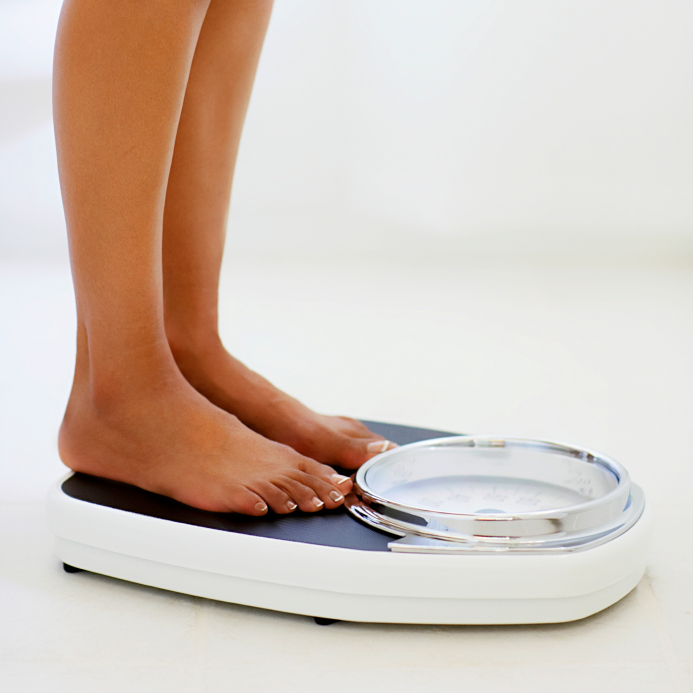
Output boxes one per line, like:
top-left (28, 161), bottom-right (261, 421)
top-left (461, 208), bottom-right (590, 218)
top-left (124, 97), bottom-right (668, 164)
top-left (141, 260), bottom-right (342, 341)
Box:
top-left (346, 436), bottom-right (643, 553)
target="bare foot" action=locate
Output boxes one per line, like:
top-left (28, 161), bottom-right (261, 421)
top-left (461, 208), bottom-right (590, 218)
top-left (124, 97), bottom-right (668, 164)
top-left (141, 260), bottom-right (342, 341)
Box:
top-left (59, 369), bottom-right (353, 516)
top-left (167, 333), bottom-right (396, 470)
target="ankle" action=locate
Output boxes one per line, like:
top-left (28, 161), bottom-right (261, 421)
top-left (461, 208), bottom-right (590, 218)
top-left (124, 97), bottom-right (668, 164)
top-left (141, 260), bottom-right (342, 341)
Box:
top-left (166, 322), bottom-right (223, 365)
top-left (71, 344), bottom-right (183, 419)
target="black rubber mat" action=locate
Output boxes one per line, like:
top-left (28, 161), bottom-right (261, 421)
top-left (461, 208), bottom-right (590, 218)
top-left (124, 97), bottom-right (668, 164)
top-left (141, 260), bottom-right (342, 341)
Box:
top-left (61, 421), bottom-right (458, 552)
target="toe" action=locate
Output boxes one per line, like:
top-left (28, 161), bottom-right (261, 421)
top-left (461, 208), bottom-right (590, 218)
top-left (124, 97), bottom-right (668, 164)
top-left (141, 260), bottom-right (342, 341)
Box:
top-left (253, 481), bottom-right (299, 515)
top-left (224, 485), bottom-right (270, 516)
top-left (298, 457), bottom-right (354, 494)
top-left (277, 476), bottom-right (329, 512)
top-left (336, 436), bottom-right (398, 469)
top-left (291, 470), bottom-right (346, 510)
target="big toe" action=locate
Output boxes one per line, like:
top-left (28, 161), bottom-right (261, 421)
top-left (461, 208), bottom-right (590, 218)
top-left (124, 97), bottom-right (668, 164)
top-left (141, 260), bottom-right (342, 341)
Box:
top-left (337, 436), bottom-right (398, 469)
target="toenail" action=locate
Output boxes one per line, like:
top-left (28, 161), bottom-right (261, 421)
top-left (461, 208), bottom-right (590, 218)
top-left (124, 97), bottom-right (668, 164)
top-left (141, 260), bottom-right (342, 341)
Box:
top-left (329, 490), bottom-right (343, 502)
top-left (313, 497), bottom-right (324, 509)
top-left (331, 474), bottom-right (351, 485)
top-left (368, 440), bottom-right (393, 455)
top-left (287, 500), bottom-right (297, 511)
top-left (254, 502), bottom-right (268, 513)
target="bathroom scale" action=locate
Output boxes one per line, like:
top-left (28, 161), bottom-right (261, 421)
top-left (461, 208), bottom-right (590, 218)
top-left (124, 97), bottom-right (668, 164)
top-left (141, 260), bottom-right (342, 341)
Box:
top-left (48, 421), bottom-right (652, 625)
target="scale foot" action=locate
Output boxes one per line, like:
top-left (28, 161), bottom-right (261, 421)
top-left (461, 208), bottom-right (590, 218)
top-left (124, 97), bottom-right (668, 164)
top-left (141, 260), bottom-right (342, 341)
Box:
top-left (314, 617), bottom-right (339, 626)
top-left (63, 563), bottom-right (83, 573)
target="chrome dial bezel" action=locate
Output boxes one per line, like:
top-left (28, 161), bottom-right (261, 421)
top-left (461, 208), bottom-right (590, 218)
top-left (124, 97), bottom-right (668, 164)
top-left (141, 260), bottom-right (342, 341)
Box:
top-left (345, 436), bottom-right (644, 554)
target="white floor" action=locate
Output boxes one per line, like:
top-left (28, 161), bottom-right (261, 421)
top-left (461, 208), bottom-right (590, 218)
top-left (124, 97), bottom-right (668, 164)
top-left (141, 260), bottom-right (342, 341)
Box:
top-left (1, 253), bottom-right (692, 692)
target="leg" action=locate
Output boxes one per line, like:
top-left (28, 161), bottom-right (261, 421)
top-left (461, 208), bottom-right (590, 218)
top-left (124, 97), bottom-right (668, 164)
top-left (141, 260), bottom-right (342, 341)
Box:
top-left (54, 0), bottom-right (351, 514)
top-left (161, 0), bottom-right (395, 469)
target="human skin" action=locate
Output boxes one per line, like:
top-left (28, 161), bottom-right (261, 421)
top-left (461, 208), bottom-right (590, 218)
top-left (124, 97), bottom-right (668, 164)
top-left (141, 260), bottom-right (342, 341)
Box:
top-left (53, 0), bottom-right (394, 516)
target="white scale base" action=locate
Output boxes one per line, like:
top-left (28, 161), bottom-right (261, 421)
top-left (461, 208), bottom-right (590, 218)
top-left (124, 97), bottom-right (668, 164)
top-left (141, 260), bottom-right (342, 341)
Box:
top-left (48, 474), bottom-right (653, 625)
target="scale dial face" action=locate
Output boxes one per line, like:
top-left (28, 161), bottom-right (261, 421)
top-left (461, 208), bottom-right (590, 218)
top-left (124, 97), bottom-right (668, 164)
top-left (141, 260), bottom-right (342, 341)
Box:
top-left (364, 443), bottom-right (619, 516)
top-left (347, 436), bottom-right (641, 553)
top-left (381, 474), bottom-right (590, 515)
